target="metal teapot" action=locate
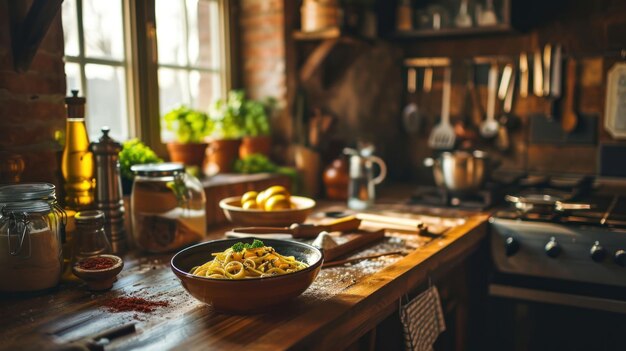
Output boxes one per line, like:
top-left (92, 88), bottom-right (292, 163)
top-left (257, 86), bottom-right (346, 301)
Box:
top-left (344, 144), bottom-right (387, 210)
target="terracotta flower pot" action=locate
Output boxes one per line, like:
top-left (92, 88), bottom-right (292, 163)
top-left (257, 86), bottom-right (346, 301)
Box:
top-left (239, 135), bottom-right (272, 158)
top-left (204, 139), bottom-right (241, 176)
top-left (166, 142), bottom-right (208, 169)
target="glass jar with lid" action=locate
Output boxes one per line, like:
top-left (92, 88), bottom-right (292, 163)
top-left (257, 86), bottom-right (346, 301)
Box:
top-left (73, 210), bottom-right (112, 261)
top-left (0, 183), bottom-right (66, 292)
top-left (130, 163), bottom-right (206, 253)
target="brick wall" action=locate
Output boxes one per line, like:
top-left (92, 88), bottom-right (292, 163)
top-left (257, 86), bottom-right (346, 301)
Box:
top-left (237, 0), bottom-right (290, 145)
top-left (0, 0), bottom-right (66, 185)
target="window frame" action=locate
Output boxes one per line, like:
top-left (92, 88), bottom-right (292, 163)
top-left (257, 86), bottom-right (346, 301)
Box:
top-left (63, 0), bottom-right (134, 139)
top-left (63, 0), bottom-right (233, 155)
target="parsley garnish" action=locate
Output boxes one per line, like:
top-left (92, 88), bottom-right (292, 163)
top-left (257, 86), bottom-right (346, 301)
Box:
top-left (231, 239), bottom-right (265, 252)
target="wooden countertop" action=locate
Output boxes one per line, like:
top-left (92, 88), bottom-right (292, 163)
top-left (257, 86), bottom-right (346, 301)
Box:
top-left (0, 193), bottom-right (489, 351)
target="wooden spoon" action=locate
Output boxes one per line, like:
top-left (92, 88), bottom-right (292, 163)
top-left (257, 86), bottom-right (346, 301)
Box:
top-left (561, 58), bottom-right (578, 133)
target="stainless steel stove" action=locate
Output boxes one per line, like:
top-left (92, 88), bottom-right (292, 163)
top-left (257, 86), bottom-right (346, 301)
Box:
top-left (486, 179), bottom-right (626, 350)
top-left (489, 176), bottom-right (626, 304)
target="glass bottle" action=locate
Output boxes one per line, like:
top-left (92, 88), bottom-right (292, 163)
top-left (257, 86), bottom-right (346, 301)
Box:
top-left (73, 210), bottom-right (111, 262)
top-left (62, 90), bottom-right (94, 210)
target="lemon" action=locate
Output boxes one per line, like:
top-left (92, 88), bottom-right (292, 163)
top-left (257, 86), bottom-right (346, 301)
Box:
top-left (264, 194), bottom-right (291, 211)
top-left (264, 185), bottom-right (290, 200)
top-left (256, 190), bottom-right (268, 208)
top-left (242, 200), bottom-right (258, 210)
top-left (241, 191), bottom-right (258, 205)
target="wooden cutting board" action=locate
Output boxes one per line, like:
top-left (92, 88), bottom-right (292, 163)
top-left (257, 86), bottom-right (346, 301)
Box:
top-left (323, 229), bottom-right (385, 262)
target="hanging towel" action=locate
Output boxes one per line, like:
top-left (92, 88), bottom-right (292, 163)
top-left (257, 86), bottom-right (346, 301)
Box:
top-left (399, 286), bottom-right (446, 351)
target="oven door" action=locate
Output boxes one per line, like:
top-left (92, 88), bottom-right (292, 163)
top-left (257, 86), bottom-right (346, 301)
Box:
top-left (487, 273), bottom-right (626, 351)
top-left (489, 279), bottom-right (626, 315)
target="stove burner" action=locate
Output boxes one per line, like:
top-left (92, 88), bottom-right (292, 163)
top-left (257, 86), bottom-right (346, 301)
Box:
top-left (410, 186), bottom-right (498, 211)
top-left (410, 172), bottom-right (524, 211)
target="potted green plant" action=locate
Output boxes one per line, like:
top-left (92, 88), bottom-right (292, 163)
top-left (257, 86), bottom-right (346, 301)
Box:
top-left (118, 139), bottom-right (162, 195)
top-left (239, 94), bottom-right (275, 158)
top-left (163, 106), bottom-right (212, 169)
top-left (204, 91), bottom-right (244, 175)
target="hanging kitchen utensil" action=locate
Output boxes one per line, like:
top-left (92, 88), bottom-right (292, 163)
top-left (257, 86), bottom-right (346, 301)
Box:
top-left (497, 64), bottom-right (513, 101)
top-left (533, 49), bottom-right (544, 96)
top-left (604, 62), bottom-right (626, 139)
top-left (455, 64), bottom-right (479, 144)
top-left (496, 66), bottom-right (516, 151)
top-left (543, 43), bottom-right (552, 97)
top-left (428, 67), bottom-right (456, 150)
top-left (561, 57), bottom-right (578, 133)
top-left (519, 52), bottom-right (529, 98)
top-left (550, 44), bottom-right (562, 98)
top-left (423, 67), bottom-right (433, 93)
top-left (545, 43), bottom-right (562, 120)
top-left (469, 65), bottom-right (485, 128)
top-left (480, 64), bottom-right (499, 139)
top-left (402, 68), bottom-right (421, 135)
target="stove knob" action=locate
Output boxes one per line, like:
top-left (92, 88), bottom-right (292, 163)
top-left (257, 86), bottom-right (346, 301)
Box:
top-left (504, 237), bottom-right (520, 256)
top-left (615, 250), bottom-right (626, 267)
top-left (590, 242), bottom-right (607, 262)
top-left (545, 238), bottom-right (561, 258)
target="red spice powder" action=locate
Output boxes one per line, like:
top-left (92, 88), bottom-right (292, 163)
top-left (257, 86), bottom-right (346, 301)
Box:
top-left (104, 296), bottom-right (169, 313)
top-left (78, 257), bottom-right (116, 270)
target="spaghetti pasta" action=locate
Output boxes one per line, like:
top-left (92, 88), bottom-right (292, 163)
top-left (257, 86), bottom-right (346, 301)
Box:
top-left (189, 240), bottom-right (308, 279)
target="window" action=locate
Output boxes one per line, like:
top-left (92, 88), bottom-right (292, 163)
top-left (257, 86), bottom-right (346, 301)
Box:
top-left (61, 0), bottom-right (230, 143)
top-left (62, 0), bottom-right (130, 141)
top-left (155, 0), bottom-right (226, 141)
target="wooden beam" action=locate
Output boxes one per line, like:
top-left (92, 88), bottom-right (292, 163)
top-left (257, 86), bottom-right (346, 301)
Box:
top-left (10, 0), bottom-right (63, 72)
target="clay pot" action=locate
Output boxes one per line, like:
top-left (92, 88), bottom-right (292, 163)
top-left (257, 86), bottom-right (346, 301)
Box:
top-left (239, 135), bottom-right (272, 158)
top-left (323, 157), bottom-right (349, 200)
top-left (204, 139), bottom-right (241, 176)
top-left (166, 142), bottom-right (208, 169)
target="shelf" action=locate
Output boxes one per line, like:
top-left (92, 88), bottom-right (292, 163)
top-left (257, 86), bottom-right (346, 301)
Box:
top-left (394, 23), bottom-right (513, 39)
top-left (293, 27), bottom-right (342, 41)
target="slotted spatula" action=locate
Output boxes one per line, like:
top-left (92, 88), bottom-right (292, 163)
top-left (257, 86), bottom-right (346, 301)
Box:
top-left (428, 67), bottom-right (455, 150)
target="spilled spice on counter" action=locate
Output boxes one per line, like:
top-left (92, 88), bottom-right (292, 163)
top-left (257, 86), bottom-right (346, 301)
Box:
top-left (104, 296), bottom-right (169, 313)
top-left (78, 257), bottom-right (116, 270)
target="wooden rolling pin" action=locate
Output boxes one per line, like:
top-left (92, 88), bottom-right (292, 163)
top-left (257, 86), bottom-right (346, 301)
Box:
top-left (231, 216), bottom-right (362, 238)
top-left (355, 213), bottom-right (427, 232)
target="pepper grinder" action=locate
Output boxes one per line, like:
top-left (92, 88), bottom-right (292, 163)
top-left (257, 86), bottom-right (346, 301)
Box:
top-left (90, 127), bottom-right (126, 253)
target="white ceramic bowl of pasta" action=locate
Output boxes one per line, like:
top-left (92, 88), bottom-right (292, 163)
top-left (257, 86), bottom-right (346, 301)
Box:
top-left (219, 195), bottom-right (316, 227)
top-left (171, 238), bottom-right (323, 314)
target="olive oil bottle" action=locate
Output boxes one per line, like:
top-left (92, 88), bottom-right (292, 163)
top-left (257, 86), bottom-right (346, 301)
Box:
top-left (61, 90), bottom-right (94, 210)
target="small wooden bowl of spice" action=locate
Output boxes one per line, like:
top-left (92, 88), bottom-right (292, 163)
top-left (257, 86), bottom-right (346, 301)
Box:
top-left (72, 254), bottom-right (124, 291)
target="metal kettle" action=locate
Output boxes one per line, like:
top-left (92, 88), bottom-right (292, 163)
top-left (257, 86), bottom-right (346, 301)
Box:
top-left (344, 144), bottom-right (387, 210)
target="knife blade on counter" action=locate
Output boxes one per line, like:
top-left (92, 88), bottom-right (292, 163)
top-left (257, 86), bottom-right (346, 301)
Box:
top-left (227, 216), bottom-right (362, 239)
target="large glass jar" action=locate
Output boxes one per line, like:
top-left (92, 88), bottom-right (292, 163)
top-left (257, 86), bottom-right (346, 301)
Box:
top-left (0, 183), bottom-right (66, 292)
top-left (130, 163), bottom-right (206, 253)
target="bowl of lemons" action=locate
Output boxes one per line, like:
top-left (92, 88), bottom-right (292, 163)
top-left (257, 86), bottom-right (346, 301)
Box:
top-left (219, 185), bottom-right (316, 226)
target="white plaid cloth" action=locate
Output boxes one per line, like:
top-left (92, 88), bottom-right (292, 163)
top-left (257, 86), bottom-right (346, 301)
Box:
top-left (399, 286), bottom-right (446, 351)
